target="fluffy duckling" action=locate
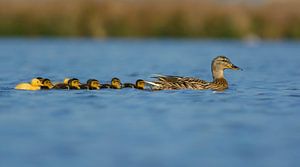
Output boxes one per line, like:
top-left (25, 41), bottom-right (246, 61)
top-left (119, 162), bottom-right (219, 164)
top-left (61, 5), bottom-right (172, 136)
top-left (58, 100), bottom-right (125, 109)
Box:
top-left (80, 79), bottom-right (101, 90)
top-left (146, 56), bottom-right (240, 91)
top-left (15, 78), bottom-right (43, 90)
top-left (101, 77), bottom-right (122, 89)
top-left (53, 78), bottom-right (81, 90)
top-left (52, 78), bottom-right (70, 89)
top-left (40, 78), bottom-right (54, 89)
top-left (123, 79), bottom-right (145, 90)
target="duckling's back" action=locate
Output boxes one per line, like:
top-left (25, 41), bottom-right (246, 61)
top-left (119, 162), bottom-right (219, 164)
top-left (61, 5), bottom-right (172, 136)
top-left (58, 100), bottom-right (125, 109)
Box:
top-left (15, 83), bottom-right (41, 90)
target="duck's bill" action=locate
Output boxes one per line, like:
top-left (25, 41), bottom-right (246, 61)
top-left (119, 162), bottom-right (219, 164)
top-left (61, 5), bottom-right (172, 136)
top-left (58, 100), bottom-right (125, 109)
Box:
top-left (231, 64), bottom-right (242, 70)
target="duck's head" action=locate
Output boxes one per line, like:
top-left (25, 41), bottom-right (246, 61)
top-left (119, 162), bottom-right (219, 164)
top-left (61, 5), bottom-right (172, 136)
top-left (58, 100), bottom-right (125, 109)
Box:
top-left (31, 78), bottom-right (43, 86)
top-left (63, 78), bottom-right (70, 84)
top-left (87, 79), bottom-right (101, 89)
top-left (68, 78), bottom-right (81, 89)
top-left (211, 56), bottom-right (240, 79)
top-left (42, 78), bottom-right (54, 89)
top-left (111, 77), bottom-right (122, 89)
top-left (135, 79), bottom-right (145, 89)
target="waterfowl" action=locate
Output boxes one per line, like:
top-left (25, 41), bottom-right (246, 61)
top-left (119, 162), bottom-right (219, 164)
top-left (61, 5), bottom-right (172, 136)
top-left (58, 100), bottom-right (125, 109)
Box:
top-left (53, 78), bottom-right (81, 90)
top-left (80, 79), bottom-right (101, 90)
top-left (68, 78), bottom-right (81, 90)
top-left (52, 78), bottom-right (70, 89)
top-left (123, 79), bottom-right (145, 90)
top-left (101, 77), bottom-right (122, 89)
top-left (146, 56), bottom-right (240, 91)
top-left (15, 78), bottom-right (43, 90)
top-left (40, 78), bottom-right (54, 89)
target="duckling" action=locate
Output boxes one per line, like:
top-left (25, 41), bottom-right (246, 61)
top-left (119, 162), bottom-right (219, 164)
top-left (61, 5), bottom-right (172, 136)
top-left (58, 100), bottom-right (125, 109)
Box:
top-left (68, 78), bottom-right (81, 90)
top-left (52, 78), bottom-right (70, 89)
top-left (15, 78), bottom-right (43, 90)
top-left (80, 79), bottom-right (101, 90)
top-left (53, 78), bottom-right (80, 90)
top-left (146, 56), bottom-right (240, 91)
top-left (40, 78), bottom-right (54, 89)
top-left (100, 77), bottom-right (122, 89)
top-left (123, 79), bottom-right (145, 90)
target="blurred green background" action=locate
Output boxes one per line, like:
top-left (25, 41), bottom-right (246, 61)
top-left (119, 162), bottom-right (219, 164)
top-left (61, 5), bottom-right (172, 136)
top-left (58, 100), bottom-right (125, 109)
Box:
top-left (1, 0), bottom-right (300, 39)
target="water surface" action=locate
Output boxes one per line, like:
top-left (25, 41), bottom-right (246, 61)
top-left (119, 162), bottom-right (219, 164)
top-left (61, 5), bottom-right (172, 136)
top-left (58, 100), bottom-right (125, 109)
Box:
top-left (0, 39), bottom-right (299, 167)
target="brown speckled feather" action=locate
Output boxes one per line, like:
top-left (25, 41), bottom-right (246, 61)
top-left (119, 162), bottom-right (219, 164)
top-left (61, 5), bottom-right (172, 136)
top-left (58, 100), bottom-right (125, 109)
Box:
top-left (150, 75), bottom-right (210, 90)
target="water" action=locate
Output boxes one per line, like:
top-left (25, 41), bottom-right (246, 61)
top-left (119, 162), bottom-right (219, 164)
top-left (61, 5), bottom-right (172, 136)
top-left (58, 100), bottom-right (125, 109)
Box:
top-left (0, 39), bottom-right (299, 167)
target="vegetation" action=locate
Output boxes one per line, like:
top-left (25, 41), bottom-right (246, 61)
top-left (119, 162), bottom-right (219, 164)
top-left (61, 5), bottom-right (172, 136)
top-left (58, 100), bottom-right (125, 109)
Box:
top-left (1, 0), bottom-right (300, 39)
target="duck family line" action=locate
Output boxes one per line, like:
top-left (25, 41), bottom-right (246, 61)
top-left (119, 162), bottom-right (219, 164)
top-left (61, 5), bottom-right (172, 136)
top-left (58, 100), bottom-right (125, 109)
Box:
top-left (15, 56), bottom-right (241, 91)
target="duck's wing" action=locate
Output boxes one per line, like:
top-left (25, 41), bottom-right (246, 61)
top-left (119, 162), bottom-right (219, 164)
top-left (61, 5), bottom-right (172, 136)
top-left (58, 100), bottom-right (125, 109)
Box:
top-left (147, 74), bottom-right (210, 90)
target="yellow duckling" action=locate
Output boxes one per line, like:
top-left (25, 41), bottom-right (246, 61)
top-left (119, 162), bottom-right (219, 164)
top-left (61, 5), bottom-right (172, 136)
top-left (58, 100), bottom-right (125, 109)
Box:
top-left (146, 56), bottom-right (241, 91)
top-left (80, 79), bottom-right (101, 90)
top-left (123, 79), bottom-right (145, 90)
top-left (15, 78), bottom-right (43, 90)
top-left (101, 77), bottom-right (122, 89)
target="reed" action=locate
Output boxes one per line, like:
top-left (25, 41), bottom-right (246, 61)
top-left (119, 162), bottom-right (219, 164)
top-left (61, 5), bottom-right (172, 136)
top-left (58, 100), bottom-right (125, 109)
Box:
top-left (1, 0), bottom-right (300, 39)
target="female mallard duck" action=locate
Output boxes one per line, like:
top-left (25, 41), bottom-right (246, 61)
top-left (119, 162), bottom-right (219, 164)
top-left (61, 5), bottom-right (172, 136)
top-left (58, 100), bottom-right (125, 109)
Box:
top-left (101, 77), bottom-right (122, 89)
top-left (40, 78), bottom-right (54, 89)
top-left (123, 79), bottom-right (145, 90)
top-left (80, 79), bottom-right (101, 90)
top-left (146, 56), bottom-right (240, 91)
top-left (15, 78), bottom-right (43, 90)
top-left (53, 78), bottom-right (81, 90)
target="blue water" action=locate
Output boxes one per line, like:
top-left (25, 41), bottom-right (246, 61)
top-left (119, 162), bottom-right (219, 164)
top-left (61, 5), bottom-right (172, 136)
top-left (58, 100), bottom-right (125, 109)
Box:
top-left (0, 39), bottom-right (299, 167)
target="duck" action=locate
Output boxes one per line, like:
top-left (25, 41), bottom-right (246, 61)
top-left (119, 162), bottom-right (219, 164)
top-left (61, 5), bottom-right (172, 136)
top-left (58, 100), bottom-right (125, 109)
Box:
top-left (52, 78), bottom-right (70, 89)
top-left (123, 79), bottom-right (145, 90)
top-left (80, 79), bottom-right (101, 90)
top-left (40, 78), bottom-right (54, 89)
top-left (101, 77), bottom-right (122, 89)
top-left (53, 78), bottom-right (81, 90)
top-left (15, 78), bottom-right (43, 90)
top-left (146, 56), bottom-right (241, 91)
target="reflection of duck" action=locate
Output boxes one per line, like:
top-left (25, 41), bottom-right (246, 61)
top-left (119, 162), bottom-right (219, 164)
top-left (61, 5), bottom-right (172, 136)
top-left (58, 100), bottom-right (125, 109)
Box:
top-left (101, 77), bottom-right (122, 89)
top-left (80, 79), bottom-right (101, 90)
top-left (146, 56), bottom-right (240, 91)
top-left (123, 79), bottom-right (145, 90)
top-left (41, 78), bottom-right (54, 89)
top-left (15, 78), bottom-right (43, 90)
top-left (53, 78), bottom-right (81, 90)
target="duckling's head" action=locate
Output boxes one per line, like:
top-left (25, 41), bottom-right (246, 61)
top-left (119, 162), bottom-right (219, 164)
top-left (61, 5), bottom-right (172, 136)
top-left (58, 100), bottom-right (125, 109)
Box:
top-left (111, 77), bottom-right (122, 89)
top-left (36, 77), bottom-right (44, 81)
top-left (31, 78), bottom-right (43, 86)
top-left (63, 78), bottom-right (70, 84)
top-left (211, 56), bottom-right (240, 79)
top-left (42, 78), bottom-right (54, 89)
top-left (87, 79), bottom-right (101, 89)
top-left (136, 79), bottom-right (145, 89)
top-left (68, 78), bottom-right (81, 89)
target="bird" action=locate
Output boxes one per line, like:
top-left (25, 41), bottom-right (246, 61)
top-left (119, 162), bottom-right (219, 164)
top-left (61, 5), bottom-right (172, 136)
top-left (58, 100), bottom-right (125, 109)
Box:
top-left (145, 56), bottom-right (241, 91)
top-left (40, 78), bottom-right (54, 89)
top-left (15, 78), bottom-right (43, 90)
top-left (53, 78), bottom-right (81, 90)
top-left (80, 79), bottom-right (101, 90)
top-left (52, 78), bottom-right (71, 89)
top-left (123, 79), bottom-right (145, 90)
top-left (101, 77), bottom-right (122, 89)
